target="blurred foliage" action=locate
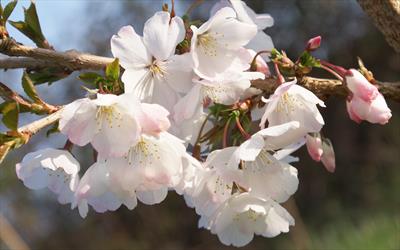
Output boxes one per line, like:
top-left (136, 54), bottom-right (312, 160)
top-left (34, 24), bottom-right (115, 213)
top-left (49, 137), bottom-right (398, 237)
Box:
top-left (1, 1), bottom-right (399, 250)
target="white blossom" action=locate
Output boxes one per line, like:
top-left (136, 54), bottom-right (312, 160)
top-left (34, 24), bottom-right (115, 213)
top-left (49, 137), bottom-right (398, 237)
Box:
top-left (16, 148), bottom-right (80, 204)
top-left (191, 7), bottom-right (257, 79)
top-left (111, 11), bottom-right (193, 111)
top-left (200, 193), bottom-right (294, 247)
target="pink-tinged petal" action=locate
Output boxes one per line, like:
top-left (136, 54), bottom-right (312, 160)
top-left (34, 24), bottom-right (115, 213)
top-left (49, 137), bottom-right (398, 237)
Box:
top-left (139, 103), bottom-right (171, 135)
top-left (59, 99), bottom-right (98, 147)
top-left (366, 93), bottom-right (392, 124)
top-left (143, 11), bottom-right (185, 61)
top-left (347, 94), bottom-right (391, 125)
top-left (346, 99), bottom-right (362, 123)
top-left (306, 134), bottom-right (323, 162)
top-left (111, 25), bottom-right (151, 68)
top-left (321, 139), bottom-right (335, 173)
top-left (91, 112), bottom-right (140, 157)
top-left (345, 69), bottom-right (379, 102)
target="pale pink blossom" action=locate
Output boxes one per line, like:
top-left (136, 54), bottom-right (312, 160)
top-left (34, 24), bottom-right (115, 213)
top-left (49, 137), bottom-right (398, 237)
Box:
top-left (345, 69), bottom-right (379, 102)
top-left (59, 93), bottom-right (141, 157)
top-left (346, 94), bottom-right (392, 125)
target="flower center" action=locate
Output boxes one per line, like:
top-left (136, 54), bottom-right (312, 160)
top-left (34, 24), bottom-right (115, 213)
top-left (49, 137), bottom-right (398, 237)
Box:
top-left (197, 32), bottom-right (218, 57)
top-left (276, 92), bottom-right (301, 115)
top-left (95, 105), bottom-right (123, 130)
top-left (149, 60), bottom-right (167, 79)
top-left (125, 138), bottom-right (160, 166)
top-left (234, 208), bottom-right (262, 222)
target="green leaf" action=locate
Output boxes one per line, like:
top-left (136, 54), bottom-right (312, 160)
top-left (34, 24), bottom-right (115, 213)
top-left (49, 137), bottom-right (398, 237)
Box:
top-left (1, 101), bottom-right (19, 130)
top-left (299, 51), bottom-right (321, 68)
top-left (27, 68), bottom-right (69, 85)
top-left (79, 72), bottom-right (103, 85)
top-left (105, 58), bottom-right (120, 82)
top-left (3, 0), bottom-right (17, 21)
top-left (24, 2), bottom-right (42, 36)
top-left (22, 72), bottom-right (41, 102)
top-left (8, 2), bottom-right (47, 48)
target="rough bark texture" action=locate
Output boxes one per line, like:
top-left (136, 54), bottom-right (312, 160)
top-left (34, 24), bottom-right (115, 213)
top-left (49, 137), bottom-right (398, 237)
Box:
top-left (0, 39), bottom-right (113, 70)
top-left (357, 0), bottom-right (400, 53)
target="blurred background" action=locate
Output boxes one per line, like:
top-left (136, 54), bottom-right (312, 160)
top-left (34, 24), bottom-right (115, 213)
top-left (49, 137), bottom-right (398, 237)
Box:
top-left (0, 0), bottom-right (399, 249)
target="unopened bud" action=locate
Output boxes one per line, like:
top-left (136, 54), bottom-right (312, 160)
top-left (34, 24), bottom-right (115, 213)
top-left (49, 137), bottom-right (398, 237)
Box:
top-left (306, 36), bottom-right (321, 51)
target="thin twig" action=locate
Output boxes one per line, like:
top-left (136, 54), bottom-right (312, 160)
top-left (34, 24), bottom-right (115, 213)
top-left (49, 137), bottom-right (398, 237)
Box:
top-left (0, 39), bottom-right (113, 71)
top-left (18, 108), bottom-right (63, 136)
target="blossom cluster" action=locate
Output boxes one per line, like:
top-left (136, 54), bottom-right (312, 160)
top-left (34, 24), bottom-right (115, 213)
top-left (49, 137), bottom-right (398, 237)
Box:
top-left (15, 0), bottom-right (392, 247)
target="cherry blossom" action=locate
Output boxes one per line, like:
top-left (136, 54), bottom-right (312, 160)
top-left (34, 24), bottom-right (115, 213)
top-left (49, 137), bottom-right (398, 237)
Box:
top-left (346, 92), bottom-right (392, 125)
top-left (191, 7), bottom-right (257, 79)
top-left (16, 148), bottom-right (80, 204)
top-left (260, 79), bottom-right (325, 143)
top-left (345, 69), bottom-right (379, 102)
top-left (199, 193), bottom-right (294, 247)
top-left (59, 93), bottom-right (141, 157)
top-left (111, 11), bottom-right (193, 111)
top-left (211, 0), bottom-right (274, 55)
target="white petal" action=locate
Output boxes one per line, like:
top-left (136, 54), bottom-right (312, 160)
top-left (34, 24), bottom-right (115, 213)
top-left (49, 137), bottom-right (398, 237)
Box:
top-left (239, 134), bottom-right (265, 161)
top-left (111, 25), bottom-right (151, 68)
top-left (136, 188), bottom-right (168, 205)
top-left (143, 12), bottom-right (185, 60)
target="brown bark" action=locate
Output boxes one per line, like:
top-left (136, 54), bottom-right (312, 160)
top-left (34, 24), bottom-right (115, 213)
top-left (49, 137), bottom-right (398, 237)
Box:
top-left (357, 0), bottom-right (400, 53)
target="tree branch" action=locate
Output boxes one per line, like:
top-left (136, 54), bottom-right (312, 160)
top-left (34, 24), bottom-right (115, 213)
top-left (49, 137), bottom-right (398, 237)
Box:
top-left (18, 108), bottom-right (62, 136)
top-left (251, 77), bottom-right (400, 102)
top-left (0, 39), bottom-right (113, 71)
top-left (0, 56), bottom-right (55, 69)
top-left (1, 39), bottom-right (400, 102)
top-left (357, 0), bottom-right (400, 53)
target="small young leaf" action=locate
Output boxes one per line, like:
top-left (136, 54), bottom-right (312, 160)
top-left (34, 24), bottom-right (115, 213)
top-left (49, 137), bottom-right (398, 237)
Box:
top-left (1, 101), bottom-right (19, 130)
top-left (79, 72), bottom-right (103, 85)
top-left (105, 58), bottom-right (120, 82)
top-left (3, 0), bottom-right (17, 21)
top-left (22, 72), bottom-right (41, 102)
top-left (24, 2), bottom-right (45, 40)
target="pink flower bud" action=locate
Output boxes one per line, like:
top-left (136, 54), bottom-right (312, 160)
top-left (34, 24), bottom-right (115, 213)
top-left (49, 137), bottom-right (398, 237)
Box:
top-left (306, 36), bottom-right (321, 51)
top-left (345, 69), bottom-right (379, 102)
top-left (321, 139), bottom-right (335, 173)
top-left (306, 134), bottom-right (323, 162)
top-left (346, 94), bottom-right (392, 125)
